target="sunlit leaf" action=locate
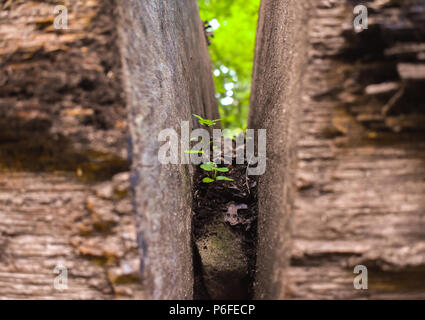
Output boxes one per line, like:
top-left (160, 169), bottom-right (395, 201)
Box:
top-left (216, 176), bottom-right (234, 181)
top-left (200, 163), bottom-right (214, 171)
top-left (192, 113), bottom-right (220, 126)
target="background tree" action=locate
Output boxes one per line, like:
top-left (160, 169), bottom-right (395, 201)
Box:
top-left (198, 0), bottom-right (260, 130)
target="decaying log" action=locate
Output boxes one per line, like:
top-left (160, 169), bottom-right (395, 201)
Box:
top-left (0, 0), bottom-right (140, 299)
top-left (251, 0), bottom-right (425, 299)
top-left (117, 0), bottom-right (219, 299)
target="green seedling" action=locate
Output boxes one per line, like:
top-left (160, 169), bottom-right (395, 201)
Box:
top-left (216, 176), bottom-right (234, 181)
top-left (192, 114), bottom-right (221, 127)
top-left (202, 177), bottom-right (215, 183)
top-left (200, 162), bottom-right (234, 183)
top-left (186, 136), bottom-right (217, 154)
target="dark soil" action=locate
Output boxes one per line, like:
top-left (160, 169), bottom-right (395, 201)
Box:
top-left (192, 141), bottom-right (258, 300)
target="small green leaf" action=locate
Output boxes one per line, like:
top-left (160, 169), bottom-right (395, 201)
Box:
top-left (201, 119), bottom-right (215, 126)
top-left (192, 114), bottom-right (204, 121)
top-left (216, 176), bottom-right (234, 181)
top-left (192, 114), bottom-right (220, 126)
top-left (202, 177), bottom-right (215, 183)
top-left (184, 150), bottom-right (204, 154)
top-left (200, 163), bottom-right (214, 171)
top-left (214, 167), bottom-right (229, 173)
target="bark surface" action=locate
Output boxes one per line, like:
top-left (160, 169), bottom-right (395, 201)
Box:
top-left (0, 0), bottom-right (144, 299)
top-left (1, 0), bottom-right (218, 300)
top-left (117, 0), bottom-right (218, 299)
top-left (249, 0), bottom-right (310, 299)
top-left (250, 0), bottom-right (425, 299)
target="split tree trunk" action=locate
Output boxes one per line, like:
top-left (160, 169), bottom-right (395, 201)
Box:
top-left (1, 0), bottom-right (218, 299)
top-left (0, 0), bottom-right (143, 299)
top-left (117, 0), bottom-right (219, 299)
top-left (250, 0), bottom-right (425, 299)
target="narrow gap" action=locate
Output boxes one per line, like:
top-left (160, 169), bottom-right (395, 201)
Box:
top-left (192, 139), bottom-right (258, 300)
top-left (193, 0), bottom-right (260, 300)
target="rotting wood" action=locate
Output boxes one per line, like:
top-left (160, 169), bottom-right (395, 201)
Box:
top-left (250, 0), bottom-right (425, 299)
top-left (0, 0), bottom-right (144, 299)
top-left (117, 0), bottom-right (219, 299)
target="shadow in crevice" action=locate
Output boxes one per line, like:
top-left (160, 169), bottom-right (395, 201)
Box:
top-left (368, 266), bottom-right (425, 297)
top-left (0, 116), bottom-right (129, 182)
top-left (191, 144), bottom-right (258, 300)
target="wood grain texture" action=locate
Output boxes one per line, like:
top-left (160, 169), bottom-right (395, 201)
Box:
top-left (289, 0), bottom-right (425, 299)
top-left (251, 0), bottom-right (425, 299)
top-left (0, 0), bottom-right (144, 299)
top-left (117, 0), bottom-right (219, 299)
top-left (249, 0), bottom-right (310, 299)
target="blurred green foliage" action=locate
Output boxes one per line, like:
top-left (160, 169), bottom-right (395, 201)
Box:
top-left (198, 0), bottom-right (260, 129)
